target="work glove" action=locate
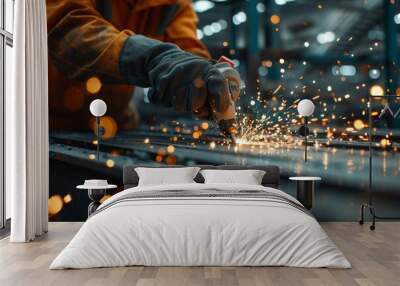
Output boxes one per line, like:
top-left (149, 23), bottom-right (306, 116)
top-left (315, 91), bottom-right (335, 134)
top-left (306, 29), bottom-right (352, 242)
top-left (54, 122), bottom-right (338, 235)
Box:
top-left (120, 35), bottom-right (234, 119)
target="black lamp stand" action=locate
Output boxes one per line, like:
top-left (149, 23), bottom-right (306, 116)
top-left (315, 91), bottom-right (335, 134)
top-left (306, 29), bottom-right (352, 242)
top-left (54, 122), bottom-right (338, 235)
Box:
top-left (96, 116), bottom-right (100, 160)
top-left (359, 94), bottom-right (400, 230)
top-left (304, 116), bottom-right (308, 162)
top-left (298, 117), bottom-right (309, 162)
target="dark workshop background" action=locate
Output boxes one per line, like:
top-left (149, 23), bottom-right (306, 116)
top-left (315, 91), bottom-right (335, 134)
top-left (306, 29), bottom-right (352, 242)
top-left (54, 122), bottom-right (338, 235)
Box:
top-left (47, 0), bottom-right (400, 222)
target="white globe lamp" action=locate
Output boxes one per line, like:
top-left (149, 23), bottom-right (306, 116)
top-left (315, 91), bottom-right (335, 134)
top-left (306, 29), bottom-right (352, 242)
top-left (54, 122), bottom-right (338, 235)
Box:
top-left (297, 99), bottom-right (315, 162)
top-left (297, 99), bottom-right (315, 117)
top-left (90, 99), bottom-right (107, 117)
top-left (89, 99), bottom-right (107, 160)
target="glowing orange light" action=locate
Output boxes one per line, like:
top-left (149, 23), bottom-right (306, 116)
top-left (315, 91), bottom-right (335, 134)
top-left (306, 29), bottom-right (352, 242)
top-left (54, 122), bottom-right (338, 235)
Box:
top-left (86, 77), bottom-right (102, 94)
top-left (63, 194), bottom-right (72, 204)
top-left (380, 138), bottom-right (390, 147)
top-left (167, 145), bottom-right (175, 154)
top-left (192, 131), bottom-right (201, 139)
top-left (48, 195), bottom-right (63, 216)
top-left (88, 154), bottom-right (96, 160)
top-left (106, 159), bottom-right (114, 168)
top-left (162, 127), bottom-right (168, 133)
top-left (200, 122), bottom-right (209, 130)
top-left (370, 85), bottom-right (384, 96)
top-left (155, 155), bottom-right (163, 162)
top-left (353, 119), bottom-right (365, 130)
top-left (396, 87), bottom-right (400, 96)
top-left (90, 116), bottom-right (118, 139)
top-left (270, 14), bottom-right (281, 25)
top-left (103, 116), bottom-right (118, 139)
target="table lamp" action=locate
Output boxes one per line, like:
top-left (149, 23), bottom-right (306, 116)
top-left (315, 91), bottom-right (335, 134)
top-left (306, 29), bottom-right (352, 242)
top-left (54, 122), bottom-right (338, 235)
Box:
top-left (297, 99), bottom-right (315, 162)
top-left (89, 99), bottom-right (107, 160)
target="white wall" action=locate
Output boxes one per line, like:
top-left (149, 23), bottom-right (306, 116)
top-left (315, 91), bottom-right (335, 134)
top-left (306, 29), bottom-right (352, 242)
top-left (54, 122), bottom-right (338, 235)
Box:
top-left (4, 0), bottom-right (15, 220)
top-left (5, 44), bottom-right (13, 219)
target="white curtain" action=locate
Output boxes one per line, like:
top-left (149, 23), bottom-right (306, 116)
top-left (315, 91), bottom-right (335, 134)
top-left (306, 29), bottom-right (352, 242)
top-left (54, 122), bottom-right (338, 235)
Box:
top-left (7, 0), bottom-right (49, 242)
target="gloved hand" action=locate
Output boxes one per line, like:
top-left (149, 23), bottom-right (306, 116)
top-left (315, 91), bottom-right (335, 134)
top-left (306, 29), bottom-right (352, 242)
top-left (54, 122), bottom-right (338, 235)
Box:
top-left (119, 35), bottom-right (233, 119)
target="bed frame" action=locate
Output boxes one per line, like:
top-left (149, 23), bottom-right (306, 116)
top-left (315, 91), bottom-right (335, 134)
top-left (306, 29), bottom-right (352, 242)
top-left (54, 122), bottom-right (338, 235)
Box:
top-left (123, 165), bottom-right (280, 189)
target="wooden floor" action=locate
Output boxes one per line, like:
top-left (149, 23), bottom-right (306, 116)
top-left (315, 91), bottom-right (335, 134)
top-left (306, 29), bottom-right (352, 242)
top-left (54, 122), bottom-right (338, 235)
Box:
top-left (0, 222), bottom-right (399, 286)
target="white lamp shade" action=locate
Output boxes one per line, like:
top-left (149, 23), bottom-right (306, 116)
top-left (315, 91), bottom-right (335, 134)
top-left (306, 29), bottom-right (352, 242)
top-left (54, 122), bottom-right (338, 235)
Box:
top-left (89, 99), bottom-right (107, 117)
top-left (297, 99), bottom-right (315, 117)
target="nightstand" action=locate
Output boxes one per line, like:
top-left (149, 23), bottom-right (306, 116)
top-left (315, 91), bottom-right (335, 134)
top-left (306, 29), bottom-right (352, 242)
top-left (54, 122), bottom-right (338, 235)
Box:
top-left (289, 177), bottom-right (321, 210)
top-left (76, 180), bottom-right (117, 217)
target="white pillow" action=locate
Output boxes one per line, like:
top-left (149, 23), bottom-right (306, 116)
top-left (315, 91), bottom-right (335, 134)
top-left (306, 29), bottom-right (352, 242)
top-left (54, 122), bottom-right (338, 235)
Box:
top-left (200, 169), bottom-right (266, 185)
top-left (135, 167), bottom-right (200, 186)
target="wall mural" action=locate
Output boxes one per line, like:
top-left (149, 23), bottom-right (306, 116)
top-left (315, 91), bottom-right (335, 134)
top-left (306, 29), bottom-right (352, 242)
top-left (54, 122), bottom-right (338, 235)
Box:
top-left (47, 0), bottom-right (400, 222)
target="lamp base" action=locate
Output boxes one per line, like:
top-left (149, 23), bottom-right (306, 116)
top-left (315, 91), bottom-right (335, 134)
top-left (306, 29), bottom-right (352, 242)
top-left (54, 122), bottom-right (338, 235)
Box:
top-left (359, 203), bottom-right (400, 231)
top-left (87, 189), bottom-right (106, 217)
top-left (296, 180), bottom-right (314, 210)
top-left (359, 203), bottom-right (376, 231)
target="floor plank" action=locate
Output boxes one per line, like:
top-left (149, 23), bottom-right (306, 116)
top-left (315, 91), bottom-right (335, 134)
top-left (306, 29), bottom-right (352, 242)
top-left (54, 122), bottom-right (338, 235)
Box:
top-left (0, 222), bottom-right (399, 286)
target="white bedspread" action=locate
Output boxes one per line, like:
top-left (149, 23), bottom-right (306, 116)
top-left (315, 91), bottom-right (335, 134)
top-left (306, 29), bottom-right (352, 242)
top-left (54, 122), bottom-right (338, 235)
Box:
top-left (50, 183), bottom-right (350, 269)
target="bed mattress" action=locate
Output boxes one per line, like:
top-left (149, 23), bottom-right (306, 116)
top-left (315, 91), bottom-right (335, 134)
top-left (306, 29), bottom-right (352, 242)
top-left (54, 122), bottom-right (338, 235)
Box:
top-left (50, 183), bottom-right (350, 269)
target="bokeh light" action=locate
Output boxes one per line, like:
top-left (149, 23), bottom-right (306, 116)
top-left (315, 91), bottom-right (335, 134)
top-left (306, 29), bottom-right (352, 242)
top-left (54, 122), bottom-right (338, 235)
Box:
top-left (63, 194), bottom-right (72, 204)
top-left (370, 85), bottom-right (384, 96)
top-left (380, 138), bottom-right (391, 147)
top-left (106, 159), bottom-right (115, 168)
top-left (201, 122), bottom-right (209, 130)
top-left (209, 142), bottom-right (216, 149)
top-left (192, 131), bottom-right (201, 139)
top-left (48, 195), bottom-right (63, 216)
top-left (167, 145), bottom-right (175, 154)
top-left (353, 119), bottom-right (365, 130)
top-left (90, 116), bottom-right (118, 139)
top-left (270, 14), bottom-right (281, 25)
top-left (86, 77), bottom-right (102, 94)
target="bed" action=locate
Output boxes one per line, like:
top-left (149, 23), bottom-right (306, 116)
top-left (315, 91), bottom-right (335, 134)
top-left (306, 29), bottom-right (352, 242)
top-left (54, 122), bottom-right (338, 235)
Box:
top-left (50, 165), bottom-right (350, 269)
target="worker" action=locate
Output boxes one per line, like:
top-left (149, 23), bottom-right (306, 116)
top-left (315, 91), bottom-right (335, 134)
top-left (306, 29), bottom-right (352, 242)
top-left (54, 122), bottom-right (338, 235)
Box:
top-left (46, 0), bottom-right (236, 137)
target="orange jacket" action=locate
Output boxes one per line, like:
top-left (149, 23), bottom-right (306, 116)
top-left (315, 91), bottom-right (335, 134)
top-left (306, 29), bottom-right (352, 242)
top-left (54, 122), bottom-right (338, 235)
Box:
top-left (47, 0), bottom-right (210, 132)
